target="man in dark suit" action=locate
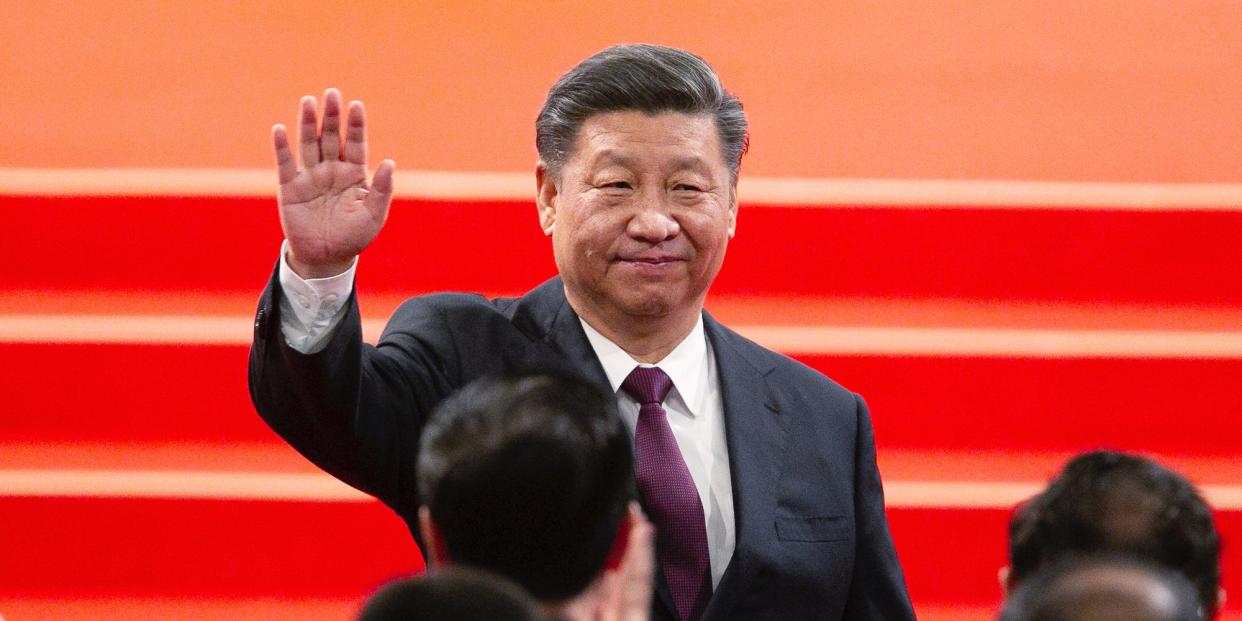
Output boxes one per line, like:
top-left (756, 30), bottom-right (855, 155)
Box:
top-left (250, 44), bottom-right (914, 620)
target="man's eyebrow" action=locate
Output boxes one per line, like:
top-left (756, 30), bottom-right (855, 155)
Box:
top-left (668, 156), bottom-right (710, 172)
top-left (590, 151), bottom-right (638, 168)
top-left (590, 152), bottom-right (711, 173)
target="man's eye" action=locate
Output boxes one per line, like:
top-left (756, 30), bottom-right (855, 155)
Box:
top-left (673, 184), bottom-right (704, 192)
top-left (601, 181), bottom-right (632, 189)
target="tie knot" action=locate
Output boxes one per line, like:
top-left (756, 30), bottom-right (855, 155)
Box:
top-left (621, 366), bottom-right (674, 406)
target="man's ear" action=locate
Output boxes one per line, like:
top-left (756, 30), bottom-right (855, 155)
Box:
top-left (999, 566), bottom-right (1012, 597)
top-left (535, 161), bottom-right (557, 236)
top-left (418, 506), bottom-right (451, 569)
top-left (726, 183), bottom-right (738, 239)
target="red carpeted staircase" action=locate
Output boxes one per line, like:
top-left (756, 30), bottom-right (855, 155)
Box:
top-left (2, 190), bottom-right (1239, 620)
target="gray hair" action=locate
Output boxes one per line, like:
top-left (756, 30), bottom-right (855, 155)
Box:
top-left (535, 44), bottom-right (749, 182)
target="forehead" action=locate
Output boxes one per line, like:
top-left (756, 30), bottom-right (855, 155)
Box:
top-left (569, 110), bottom-right (724, 170)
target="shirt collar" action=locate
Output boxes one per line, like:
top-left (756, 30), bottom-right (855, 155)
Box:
top-left (579, 314), bottom-right (709, 418)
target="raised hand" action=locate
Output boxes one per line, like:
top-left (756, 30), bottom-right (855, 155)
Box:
top-left (272, 88), bottom-right (395, 278)
top-left (594, 503), bottom-right (655, 621)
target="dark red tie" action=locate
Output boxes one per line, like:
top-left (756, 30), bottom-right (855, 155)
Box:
top-left (621, 366), bottom-right (713, 621)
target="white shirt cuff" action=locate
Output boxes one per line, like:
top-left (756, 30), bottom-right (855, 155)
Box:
top-left (277, 241), bottom-right (357, 354)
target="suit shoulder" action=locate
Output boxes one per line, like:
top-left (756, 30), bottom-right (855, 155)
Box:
top-left (712, 320), bottom-right (857, 401)
top-left (767, 346), bottom-right (856, 401)
top-left (390, 292), bottom-right (520, 322)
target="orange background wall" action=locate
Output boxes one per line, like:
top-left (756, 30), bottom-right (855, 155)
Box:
top-left (3, 0), bottom-right (1240, 182)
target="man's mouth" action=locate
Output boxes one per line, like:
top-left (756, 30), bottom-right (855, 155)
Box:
top-left (616, 254), bottom-right (684, 264)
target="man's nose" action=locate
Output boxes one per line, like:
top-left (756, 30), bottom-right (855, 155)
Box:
top-left (626, 195), bottom-right (681, 242)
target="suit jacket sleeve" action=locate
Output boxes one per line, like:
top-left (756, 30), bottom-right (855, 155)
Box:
top-left (843, 393), bottom-right (916, 620)
top-left (248, 264), bottom-right (459, 520)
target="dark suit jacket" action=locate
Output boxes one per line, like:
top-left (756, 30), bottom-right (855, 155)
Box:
top-left (249, 271), bottom-right (915, 620)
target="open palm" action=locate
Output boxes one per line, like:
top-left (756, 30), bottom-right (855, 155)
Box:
top-left (273, 88), bottom-right (394, 278)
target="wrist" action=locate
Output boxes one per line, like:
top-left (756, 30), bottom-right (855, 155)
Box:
top-left (285, 249), bottom-right (354, 280)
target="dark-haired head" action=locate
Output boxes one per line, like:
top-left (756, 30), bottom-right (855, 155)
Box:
top-left (416, 371), bottom-right (634, 602)
top-left (999, 555), bottom-right (1204, 621)
top-left (536, 43), bottom-right (748, 183)
top-left (358, 567), bottom-right (550, 621)
top-left (1007, 450), bottom-right (1221, 617)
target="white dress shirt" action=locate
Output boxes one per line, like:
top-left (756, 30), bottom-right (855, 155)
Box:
top-left (277, 241), bottom-right (356, 355)
top-left (276, 244), bottom-right (737, 586)
top-left (579, 317), bottom-right (736, 588)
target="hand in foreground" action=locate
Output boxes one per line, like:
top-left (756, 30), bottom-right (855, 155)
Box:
top-left (594, 503), bottom-right (655, 621)
top-left (272, 88), bottom-right (395, 278)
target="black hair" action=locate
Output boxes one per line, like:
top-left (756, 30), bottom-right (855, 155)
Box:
top-left (416, 371), bottom-right (634, 601)
top-left (358, 567), bottom-right (549, 621)
top-left (1008, 450), bottom-right (1220, 617)
top-left (536, 43), bottom-right (749, 182)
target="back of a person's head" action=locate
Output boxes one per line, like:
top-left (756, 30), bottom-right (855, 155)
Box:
top-left (358, 568), bottom-right (549, 621)
top-left (999, 555), bottom-right (1204, 621)
top-left (416, 371), bottom-right (634, 602)
top-left (1008, 450), bottom-right (1220, 616)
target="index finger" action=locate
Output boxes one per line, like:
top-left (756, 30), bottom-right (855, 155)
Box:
top-left (272, 124), bottom-right (297, 184)
top-left (344, 100), bottom-right (367, 165)
top-left (298, 95), bottom-right (320, 167)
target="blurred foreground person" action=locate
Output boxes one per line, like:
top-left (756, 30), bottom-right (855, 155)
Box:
top-left (250, 42), bottom-right (912, 620)
top-left (416, 372), bottom-right (652, 621)
top-left (998, 556), bottom-right (1204, 621)
top-left (359, 568), bottom-right (549, 621)
top-left (1004, 450), bottom-right (1221, 618)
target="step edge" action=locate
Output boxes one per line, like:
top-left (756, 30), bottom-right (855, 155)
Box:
top-left (5, 168), bottom-right (1242, 210)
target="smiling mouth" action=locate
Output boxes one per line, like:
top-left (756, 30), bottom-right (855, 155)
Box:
top-left (616, 257), bottom-right (685, 268)
top-left (616, 252), bottom-right (685, 263)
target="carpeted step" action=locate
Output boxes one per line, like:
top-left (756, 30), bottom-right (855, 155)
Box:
top-left (6, 195), bottom-right (1242, 305)
top-left (5, 339), bottom-right (1239, 455)
top-left (2, 442), bottom-right (1239, 613)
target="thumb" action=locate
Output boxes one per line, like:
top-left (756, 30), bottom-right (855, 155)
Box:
top-left (365, 159), bottom-right (396, 223)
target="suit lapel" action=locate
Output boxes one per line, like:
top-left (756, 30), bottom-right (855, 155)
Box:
top-left (701, 312), bottom-right (787, 621)
top-left (510, 277), bottom-right (611, 389)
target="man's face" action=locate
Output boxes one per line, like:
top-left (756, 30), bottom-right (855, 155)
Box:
top-left (536, 111), bottom-right (737, 323)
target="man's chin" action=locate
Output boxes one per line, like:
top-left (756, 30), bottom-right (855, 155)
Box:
top-left (620, 299), bottom-right (675, 318)
top-left (611, 290), bottom-right (693, 319)
top-left (568, 280), bottom-right (699, 322)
